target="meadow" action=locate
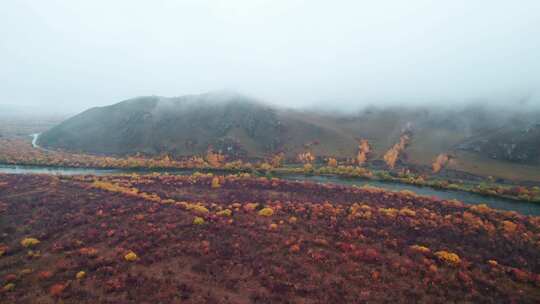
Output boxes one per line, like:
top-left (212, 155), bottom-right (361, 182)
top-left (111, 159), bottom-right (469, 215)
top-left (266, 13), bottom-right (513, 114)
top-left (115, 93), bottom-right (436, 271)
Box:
top-left (1, 172), bottom-right (539, 303)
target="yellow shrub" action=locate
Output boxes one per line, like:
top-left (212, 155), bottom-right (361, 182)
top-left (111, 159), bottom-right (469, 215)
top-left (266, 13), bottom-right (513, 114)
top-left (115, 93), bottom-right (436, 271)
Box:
top-left (446, 199), bottom-right (464, 208)
top-left (20, 269), bottom-right (32, 276)
top-left (258, 207), bottom-right (274, 217)
top-left (360, 204), bottom-right (372, 211)
top-left (27, 250), bottom-right (41, 258)
top-left (3, 283), bottom-right (15, 292)
top-left (216, 209), bottom-right (232, 217)
top-left (211, 177), bottom-right (221, 188)
top-left (399, 190), bottom-right (417, 197)
top-left (190, 204), bottom-right (209, 214)
top-left (124, 251), bottom-right (138, 262)
top-left (20, 237), bottom-right (40, 248)
top-left (193, 216), bottom-right (205, 225)
top-left (487, 260), bottom-right (498, 267)
top-left (244, 203), bottom-right (259, 211)
top-left (349, 203), bottom-right (361, 215)
top-left (303, 163), bottom-right (313, 172)
top-left (399, 208), bottom-right (416, 217)
top-left (470, 204), bottom-right (491, 214)
top-left (410, 245), bottom-right (430, 254)
top-left (378, 208), bottom-right (398, 219)
top-left (502, 220), bottom-right (517, 233)
top-left (259, 163), bottom-right (273, 171)
top-left (76, 271), bottom-right (86, 280)
top-left (327, 158), bottom-right (338, 167)
top-left (358, 210), bottom-right (372, 219)
top-left (361, 185), bottom-right (385, 193)
top-left (435, 250), bottom-right (461, 266)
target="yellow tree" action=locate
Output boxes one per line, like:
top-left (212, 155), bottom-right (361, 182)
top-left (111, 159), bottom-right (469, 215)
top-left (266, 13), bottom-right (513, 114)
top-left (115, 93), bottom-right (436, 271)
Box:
top-left (432, 154), bottom-right (450, 173)
top-left (383, 134), bottom-right (410, 169)
top-left (297, 152), bottom-right (315, 164)
top-left (356, 139), bottom-right (371, 165)
top-left (211, 176), bottom-right (221, 188)
top-left (327, 157), bottom-right (338, 167)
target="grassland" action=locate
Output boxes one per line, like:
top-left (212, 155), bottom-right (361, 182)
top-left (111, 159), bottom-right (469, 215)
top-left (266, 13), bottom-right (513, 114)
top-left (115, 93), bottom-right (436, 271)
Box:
top-left (450, 151), bottom-right (540, 182)
top-left (1, 173), bottom-right (540, 303)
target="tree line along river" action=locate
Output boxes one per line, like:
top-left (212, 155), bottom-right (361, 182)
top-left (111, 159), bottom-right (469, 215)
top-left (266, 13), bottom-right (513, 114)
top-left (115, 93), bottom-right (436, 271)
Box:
top-left (1, 163), bottom-right (539, 216)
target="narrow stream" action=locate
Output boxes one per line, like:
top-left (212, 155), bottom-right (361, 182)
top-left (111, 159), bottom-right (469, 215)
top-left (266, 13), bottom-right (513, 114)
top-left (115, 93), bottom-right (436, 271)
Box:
top-left (1, 163), bottom-right (539, 216)
top-left (31, 133), bottom-right (40, 148)
top-left (282, 175), bottom-right (540, 216)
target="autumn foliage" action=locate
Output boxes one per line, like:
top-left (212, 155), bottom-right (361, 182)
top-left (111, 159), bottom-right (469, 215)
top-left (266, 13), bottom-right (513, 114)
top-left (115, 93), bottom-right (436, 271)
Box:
top-left (356, 139), bottom-right (371, 165)
top-left (2, 137), bottom-right (539, 203)
top-left (0, 138), bottom-right (244, 171)
top-left (383, 133), bottom-right (410, 169)
top-left (327, 157), bottom-right (338, 167)
top-left (432, 153), bottom-right (450, 173)
top-left (297, 151), bottom-right (315, 164)
top-left (1, 172), bottom-right (540, 303)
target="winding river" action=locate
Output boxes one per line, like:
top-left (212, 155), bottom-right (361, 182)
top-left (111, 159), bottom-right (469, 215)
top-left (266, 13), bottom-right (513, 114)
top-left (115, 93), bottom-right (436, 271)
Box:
top-left (1, 163), bottom-right (539, 216)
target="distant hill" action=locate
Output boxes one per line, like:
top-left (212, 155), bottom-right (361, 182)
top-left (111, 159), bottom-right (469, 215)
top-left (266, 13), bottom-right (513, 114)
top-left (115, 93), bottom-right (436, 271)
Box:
top-left (39, 93), bottom-right (284, 157)
top-left (39, 93), bottom-right (540, 179)
top-left (35, 93), bottom-right (421, 158)
top-left (456, 122), bottom-right (540, 164)
top-left (37, 92), bottom-right (420, 159)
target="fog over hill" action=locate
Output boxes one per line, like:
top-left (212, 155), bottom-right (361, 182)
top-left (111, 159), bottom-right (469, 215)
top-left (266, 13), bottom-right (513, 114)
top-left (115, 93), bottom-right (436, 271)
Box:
top-left (3, 1), bottom-right (539, 171)
top-left (38, 92), bottom-right (540, 168)
top-left (2, 1), bottom-right (539, 112)
top-left (39, 93), bottom-right (282, 157)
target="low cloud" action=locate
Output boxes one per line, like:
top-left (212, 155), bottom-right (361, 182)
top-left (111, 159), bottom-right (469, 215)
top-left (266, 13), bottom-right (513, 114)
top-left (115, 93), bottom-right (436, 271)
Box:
top-left (1, 1), bottom-right (539, 114)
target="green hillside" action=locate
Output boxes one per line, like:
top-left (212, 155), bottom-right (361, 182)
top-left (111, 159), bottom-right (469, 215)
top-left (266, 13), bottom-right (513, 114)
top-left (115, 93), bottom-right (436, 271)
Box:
top-left (39, 93), bottom-right (540, 181)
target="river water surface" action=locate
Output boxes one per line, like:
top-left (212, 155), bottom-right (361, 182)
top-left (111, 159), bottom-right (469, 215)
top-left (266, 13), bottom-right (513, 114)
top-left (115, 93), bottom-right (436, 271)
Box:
top-left (1, 163), bottom-right (539, 216)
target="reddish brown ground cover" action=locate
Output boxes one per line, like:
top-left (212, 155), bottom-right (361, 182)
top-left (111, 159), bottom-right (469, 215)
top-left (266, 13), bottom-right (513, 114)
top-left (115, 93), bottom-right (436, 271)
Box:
top-left (0, 173), bottom-right (540, 303)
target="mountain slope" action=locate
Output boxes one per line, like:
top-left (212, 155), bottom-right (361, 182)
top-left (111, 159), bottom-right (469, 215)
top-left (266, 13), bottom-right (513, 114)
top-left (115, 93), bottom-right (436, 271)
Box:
top-left (39, 93), bottom-right (540, 181)
top-left (39, 93), bottom-right (285, 156)
top-left (39, 93), bottom-right (418, 159)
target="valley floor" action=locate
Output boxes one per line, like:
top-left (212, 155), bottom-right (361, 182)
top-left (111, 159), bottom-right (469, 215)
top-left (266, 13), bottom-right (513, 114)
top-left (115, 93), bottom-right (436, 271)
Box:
top-left (1, 173), bottom-right (540, 303)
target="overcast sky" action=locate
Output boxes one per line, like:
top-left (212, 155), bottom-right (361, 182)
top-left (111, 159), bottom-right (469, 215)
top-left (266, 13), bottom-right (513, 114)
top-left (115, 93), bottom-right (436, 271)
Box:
top-left (1, 0), bottom-right (539, 113)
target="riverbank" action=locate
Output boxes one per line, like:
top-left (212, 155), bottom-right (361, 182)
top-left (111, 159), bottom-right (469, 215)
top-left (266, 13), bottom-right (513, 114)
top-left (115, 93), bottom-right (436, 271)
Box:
top-left (1, 136), bottom-right (539, 207)
top-left (1, 163), bottom-right (540, 216)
